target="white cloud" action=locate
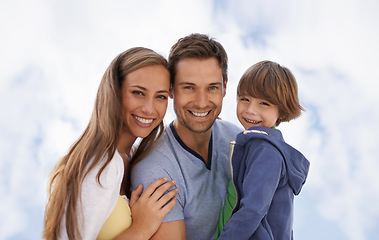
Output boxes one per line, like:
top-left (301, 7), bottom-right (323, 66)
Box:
top-left (1, 0), bottom-right (378, 239)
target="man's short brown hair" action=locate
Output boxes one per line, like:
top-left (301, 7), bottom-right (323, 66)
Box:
top-left (168, 33), bottom-right (228, 87)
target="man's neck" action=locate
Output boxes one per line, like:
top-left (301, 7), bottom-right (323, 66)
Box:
top-left (173, 119), bottom-right (212, 162)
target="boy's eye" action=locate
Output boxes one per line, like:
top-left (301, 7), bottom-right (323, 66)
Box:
top-left (261, 102), bottom-right (270, 106)
top-left (240, 97), bottom-right (249, 102)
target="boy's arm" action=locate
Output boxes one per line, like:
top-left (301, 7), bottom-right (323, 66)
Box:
top-left (218, 146), bottom-right (282, 239)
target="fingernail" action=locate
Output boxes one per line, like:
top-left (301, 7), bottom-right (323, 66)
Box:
top-left (163, 177), bottom-right (168, 181)
top-left (171, 180), bottom-right (176, 184)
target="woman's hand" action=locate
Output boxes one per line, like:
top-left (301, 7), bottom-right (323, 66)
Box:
top-left (127, 178), bottom-right (178, 239)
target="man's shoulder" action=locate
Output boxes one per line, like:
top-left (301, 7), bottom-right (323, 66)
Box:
top-left (133, 127), bottom-right (177, 166)
top-left (131, 127), bottom-right (182, 189)
top-left (213, 119), bottom-right (242, 136)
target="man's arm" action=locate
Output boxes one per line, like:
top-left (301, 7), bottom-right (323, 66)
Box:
top-left (150, 220), bottom-right (186, 240)
top-left (131, 152), bottom-right (186, 239)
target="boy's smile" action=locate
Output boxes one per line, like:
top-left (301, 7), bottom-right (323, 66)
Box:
top-left (237, 94), bottom-right (280, 129)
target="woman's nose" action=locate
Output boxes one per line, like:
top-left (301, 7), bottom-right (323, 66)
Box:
top-left (141, 99), bottom-right (154, 115)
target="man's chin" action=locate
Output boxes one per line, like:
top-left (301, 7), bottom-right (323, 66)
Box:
top-left (185, 121), bottom-right (215, 134)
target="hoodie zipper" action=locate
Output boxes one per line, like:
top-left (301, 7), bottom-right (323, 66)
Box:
top-left (228, 140), bottom-right (239, 215)
top-left (228, 141), bottom-right (236, 179)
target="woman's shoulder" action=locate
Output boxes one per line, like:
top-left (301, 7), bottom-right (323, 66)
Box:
top-left (82, 151), bottom-right (124, 191)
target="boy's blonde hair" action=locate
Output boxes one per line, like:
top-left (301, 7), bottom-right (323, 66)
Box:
top-left (237, 60), bottom-right (304, 126)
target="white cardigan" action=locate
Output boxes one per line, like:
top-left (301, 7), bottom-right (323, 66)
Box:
top-left (59, 151), bottom-right (125, 239)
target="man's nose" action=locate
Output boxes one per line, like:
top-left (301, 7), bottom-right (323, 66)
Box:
top-left (194, 90), bottom-right (209, 108)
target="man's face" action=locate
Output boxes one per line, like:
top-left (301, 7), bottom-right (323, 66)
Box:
top-left (172, 57), bottom-right (227, 134)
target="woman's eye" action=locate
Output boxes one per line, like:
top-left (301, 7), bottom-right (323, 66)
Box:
top-left (157, 95), bottom-right (168, 100)
top-left (132, 90), bottom-right (144, 96)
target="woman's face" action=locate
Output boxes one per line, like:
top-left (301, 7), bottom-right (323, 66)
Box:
top-left (121, 64), bottom-right (170, 139)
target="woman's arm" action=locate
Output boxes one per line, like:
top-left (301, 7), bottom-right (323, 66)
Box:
top-left (114, 178), bottom-right (179, 240)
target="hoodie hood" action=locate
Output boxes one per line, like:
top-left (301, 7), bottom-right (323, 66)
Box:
top-left (234, 126), bottom-right (310, 195)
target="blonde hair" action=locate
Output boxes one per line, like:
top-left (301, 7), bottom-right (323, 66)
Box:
top-left (43, 47), bottom-right (168, 240)
top-left (237, 60), bottom-right (304, 126)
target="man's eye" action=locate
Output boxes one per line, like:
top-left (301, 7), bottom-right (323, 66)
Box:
top-left (209, 86), bottom-right (218, 90)
top-left (183, 86), bottom-right (193, 90)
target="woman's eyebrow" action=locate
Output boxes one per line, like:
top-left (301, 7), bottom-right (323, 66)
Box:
top-left (130, 85), bottom-right (169, 93)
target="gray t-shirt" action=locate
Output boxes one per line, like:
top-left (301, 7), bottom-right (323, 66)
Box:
top-left (131, 119), bottom-right (241, 240)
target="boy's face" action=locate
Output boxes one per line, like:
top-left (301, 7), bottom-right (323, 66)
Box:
top-left (172, 57), bottom-right (226, 134)
top-left (236, 94), bottom-right (280, 129)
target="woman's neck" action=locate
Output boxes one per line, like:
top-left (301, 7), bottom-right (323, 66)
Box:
top-left (117, 131), bottom-right (137, 196)
top-left (117, 132), bottom-right (137, 163)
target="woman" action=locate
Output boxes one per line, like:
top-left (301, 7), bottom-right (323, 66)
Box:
top-left (43, 47), bottom-right (178, 240)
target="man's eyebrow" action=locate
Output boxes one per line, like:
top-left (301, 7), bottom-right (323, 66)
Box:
top-left (177, 82), bottom-right (196, 86)
top-left (178, 82), bottom-right (222, 86)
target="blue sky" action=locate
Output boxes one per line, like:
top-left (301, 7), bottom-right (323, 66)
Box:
top-left (1, 0), bottom-right (379, 239)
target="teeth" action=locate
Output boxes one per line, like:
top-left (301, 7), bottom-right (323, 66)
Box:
top-left (191, 111), bottom-right (209, 117)
top-left (134, 115), bottom-right (153, 124)
top-left (246, 118), bottom-right (260, 124)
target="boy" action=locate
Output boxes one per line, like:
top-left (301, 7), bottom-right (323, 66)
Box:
top-left (215, 60), bottom-right (310, 239)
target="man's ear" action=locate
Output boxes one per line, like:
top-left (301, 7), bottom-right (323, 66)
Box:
top-left (223, 77), bottom-right (228, 97)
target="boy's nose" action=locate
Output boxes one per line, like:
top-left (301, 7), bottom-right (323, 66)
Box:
top-left (247, 104), bottom-right (258, 115)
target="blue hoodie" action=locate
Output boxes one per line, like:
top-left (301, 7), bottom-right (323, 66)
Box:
top-left (217, 127), bottom-right (310, 240)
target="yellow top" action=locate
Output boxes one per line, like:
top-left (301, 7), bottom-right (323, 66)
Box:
top-left (97, 195), bottom-right (132, 240)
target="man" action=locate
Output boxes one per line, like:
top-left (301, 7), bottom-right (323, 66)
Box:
top-left (131, 33), bottom-right (241, 240)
